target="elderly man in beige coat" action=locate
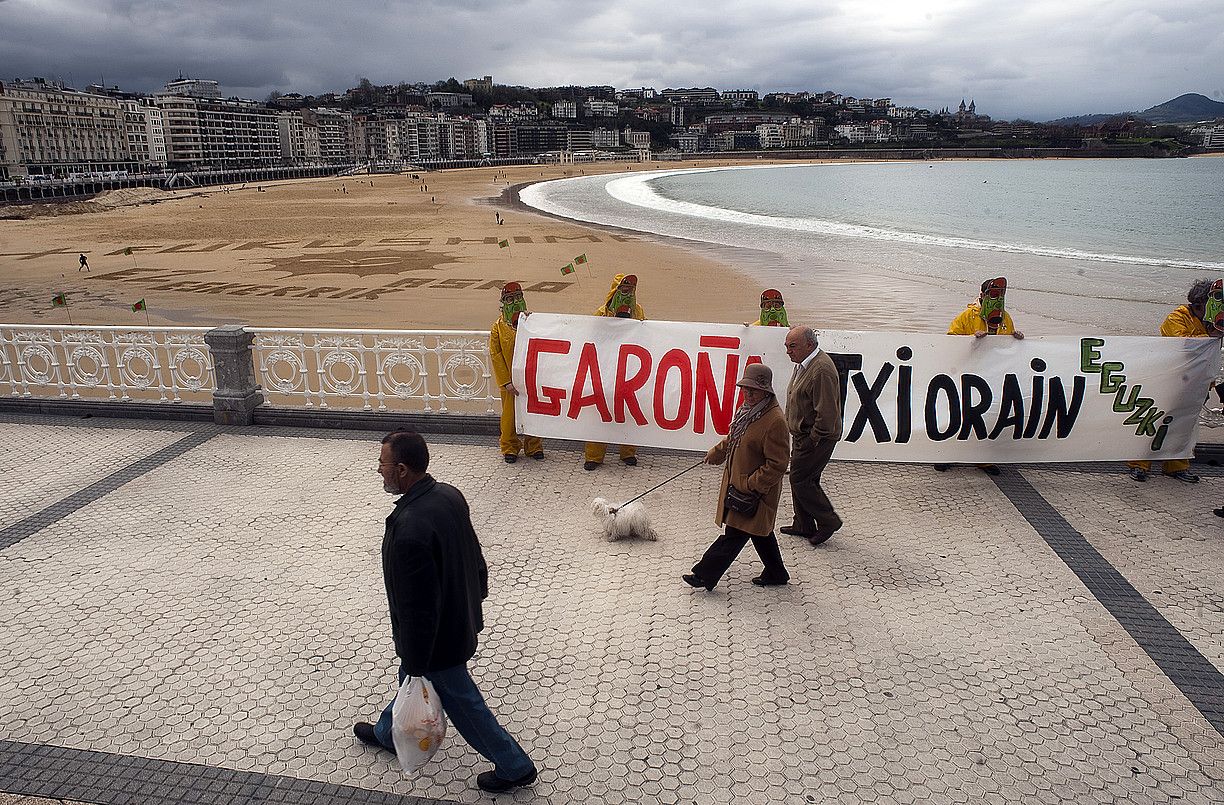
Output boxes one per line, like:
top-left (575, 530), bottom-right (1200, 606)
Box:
top-left (683, 363), bottom-right (792, 591)
top-left (780, 325), bottom-right (844, 546)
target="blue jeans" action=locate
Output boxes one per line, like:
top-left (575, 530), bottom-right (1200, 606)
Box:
top-left (374, 661), bottom-right (535, 779)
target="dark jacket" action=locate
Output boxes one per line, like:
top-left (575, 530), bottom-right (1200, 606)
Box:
top-left (383, 474), bottom-right (489, 675)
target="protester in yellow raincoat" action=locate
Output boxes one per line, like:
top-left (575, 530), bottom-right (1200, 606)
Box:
top-left (489, 282), bottom-right (544, 463)
top-left (937, 277), bottom-right (1024, 477)
top-left (1127, 278), bottom-right (1224, 483)
top-left (584, 273), bottom-right (645, 471)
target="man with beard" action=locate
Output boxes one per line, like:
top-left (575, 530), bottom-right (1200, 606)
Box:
top-left (584, 273), bottom-right (646, 471)
top-left (489, 282), bottom-right (544, 463)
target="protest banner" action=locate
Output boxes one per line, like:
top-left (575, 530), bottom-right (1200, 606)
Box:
top-left (512, 313), bottom-right (1220, 463)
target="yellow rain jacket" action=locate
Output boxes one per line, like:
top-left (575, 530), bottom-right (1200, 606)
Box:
top-left (1160, 305), bottom-right (1209, 338)
top-left (947, 303), bottom-right (1016, 336)
top-left (594, 273), bottom-right (646, 319)
top-left (488, 317), bottom-right (518, 388)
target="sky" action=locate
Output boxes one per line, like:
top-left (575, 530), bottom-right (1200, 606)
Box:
top-left (1, 0), bottom-right (1221, 121)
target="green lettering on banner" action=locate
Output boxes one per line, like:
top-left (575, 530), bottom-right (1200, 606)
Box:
top-left (1080, 338), bottom-right (1105, 372)
top-left (1098, 362), bottom-right (1125, 394)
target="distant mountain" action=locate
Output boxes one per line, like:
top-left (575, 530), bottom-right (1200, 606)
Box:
top-left (1046, 93), bottom-right (1224, 126)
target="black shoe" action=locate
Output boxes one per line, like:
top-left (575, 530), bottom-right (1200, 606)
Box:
top-left (622, 456), bottom-right (638, 466)
top-left (780, 525), bottom-right (816, 538)
top-left (751, 576), bottom-right (789, 586)
top-left (531, 451), bottom-right (545, 460)
top-left (933, 464), bottom-right (951, 472)
top-left (809, 525), bottom-right (840, 547)
top-left (1214, 507), bottom-right (1224, 518)
top-left (979, 464), bottom-right (1001, 476)
top-left (477, 767), bottom-right (538, 793)
top-left (1128, 467), bottom-right (1148, 482)
top-left (584, 461), bottom-right (600, 471)
top-left (1165, 470), bottom-right (1200, 484)
top-left (503, 454), bottom-right (518, 464)
top-left (353, 722), bottom-right (393, 753)
top-left (682, 573), bottom-right (715, 591)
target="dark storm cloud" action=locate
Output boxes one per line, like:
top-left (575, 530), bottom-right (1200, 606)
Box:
top-left (1, 0), bottom-right (1220, 119)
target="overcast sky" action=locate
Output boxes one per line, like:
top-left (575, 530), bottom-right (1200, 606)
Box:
top-left (1, 0), bottom-right (1220, 121)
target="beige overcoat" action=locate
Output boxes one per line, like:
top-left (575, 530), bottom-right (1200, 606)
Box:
top-left (706, 402), bottom-right (791, 536)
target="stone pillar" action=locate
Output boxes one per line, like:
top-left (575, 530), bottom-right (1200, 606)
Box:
top-left (204, 325), bottom-right (263, 425)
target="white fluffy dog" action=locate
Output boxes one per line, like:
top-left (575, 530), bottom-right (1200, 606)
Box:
top-left (591, 497), bottom-right (658, 542)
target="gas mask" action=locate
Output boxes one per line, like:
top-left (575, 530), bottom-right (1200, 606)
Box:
top-left (1206, 279), bottom-right (1224, 334)
top-left (610, 275), bottom-right (637, 318)
top-left (500, 282), bottom-right (527, 327)
top-left (759, 289), bottom-right (788, 326)
top-left (979, 277), bottom-right (1007, 333)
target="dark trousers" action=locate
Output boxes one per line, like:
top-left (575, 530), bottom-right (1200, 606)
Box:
top-left (790, 437), bottom-right (841, 534)
top-left (692, 524), bottom-right (789, 587)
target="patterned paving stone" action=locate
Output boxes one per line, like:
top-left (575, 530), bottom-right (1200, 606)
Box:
top-left (0, 417), bottom-right (1222, 804)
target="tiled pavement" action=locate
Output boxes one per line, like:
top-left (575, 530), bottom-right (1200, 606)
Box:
top-left (0, 412), bottom-right (1222, 804)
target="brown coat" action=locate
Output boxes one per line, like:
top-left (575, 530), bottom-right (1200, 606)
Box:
top-left (706, 402), bottom-right (791, 536)
top-left (785, 351), bottom-right (843, 445)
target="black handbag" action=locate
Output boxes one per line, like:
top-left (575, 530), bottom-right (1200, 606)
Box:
top-left (724, 484), bottom-right (760, 516)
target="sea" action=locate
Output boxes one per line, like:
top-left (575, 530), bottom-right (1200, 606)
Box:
top-left (519, 158), bottom-right (1224, 334)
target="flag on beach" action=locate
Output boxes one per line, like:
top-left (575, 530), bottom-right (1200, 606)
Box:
top-left (574, 253), bottom-right (588, 265)
top-left (561, 263), bottom-right (575, 276)
top-left (498, 239), bottom-right (510, 249)
top-left (131, 298), bottom-right (146, 312)
top-left (51, 293), bottom-right (67, 307)
top-left (123, 247), bottom-right (134, 256)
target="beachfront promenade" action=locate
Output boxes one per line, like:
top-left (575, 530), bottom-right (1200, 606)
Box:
top-left (1, 405), bottom-right (1223, 804)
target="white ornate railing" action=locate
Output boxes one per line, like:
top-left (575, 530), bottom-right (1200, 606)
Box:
top-left (249, 328), bottom-right (498, 413)
top-left (0, 325), bottom-right (214, 403)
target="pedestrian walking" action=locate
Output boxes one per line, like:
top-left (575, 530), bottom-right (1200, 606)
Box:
top-left (356, 430), bottom-right (537, 793)
top-left (78, 253), bottom-right (89, 271)
top-left (780, 326), bottom-right (844, 546)
top-left (684, 364), bottom-right (791, 591)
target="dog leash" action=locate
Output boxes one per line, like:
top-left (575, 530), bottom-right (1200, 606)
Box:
top-left (611, 460), bottom-right (705, 514)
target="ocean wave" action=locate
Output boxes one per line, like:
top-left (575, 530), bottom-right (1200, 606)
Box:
top-left (522, 166), bottom-right (1224, 273)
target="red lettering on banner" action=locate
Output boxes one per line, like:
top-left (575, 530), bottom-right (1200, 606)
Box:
top-left (615, 344), bottom-right (652, 425)
top-left (695, 351), bottom-right (740, 435)
top-left (654, 349), bottom-right (694, 430)
top-left (525, 338), bottom-right (572, 415)
top-left (568, 342), bottom-right (613, 422)
top-left (699, 335), bottom-right (740, 350)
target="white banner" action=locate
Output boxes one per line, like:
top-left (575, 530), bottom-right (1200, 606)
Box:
top-left (512, 314), bottom-right (1220, 463)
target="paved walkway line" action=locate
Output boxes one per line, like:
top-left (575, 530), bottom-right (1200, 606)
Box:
top-left (993, 468), bottom-right (1224, 736)
top-left (0, 429), bottom-right (218, 552)
top-left (0, 739), bottom-right (448, 805)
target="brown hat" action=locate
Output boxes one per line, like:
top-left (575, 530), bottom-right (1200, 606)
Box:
top-left (736, 363), bottom-right (775, 394)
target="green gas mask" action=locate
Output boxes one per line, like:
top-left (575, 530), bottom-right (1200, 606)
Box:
top-left (500, 283), bottom-right (527, 326)
top-left (760, 289), bottom-right (788, 326)
top-left (610, 277), bottom-right (637, 318)
top-left (979, 277), bottom-right (1007, 332)
top-left (1206, 279), bottom-right (1224, 334)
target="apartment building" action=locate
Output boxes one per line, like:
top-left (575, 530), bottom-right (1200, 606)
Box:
top-left (592, 127), bottom-right (620, 148)
top-left (584, 98), bottom-right (619, 117)
top-left (155, 94), bottom-right (280, 169)
top-left (552, 100), bottom-right (578, 119)
top-left (661, 88), bottom-right (721, 105)
top-left (121, 99), bottom-right (167, 168)
top-left (622, 128), bottom-right (650, 150)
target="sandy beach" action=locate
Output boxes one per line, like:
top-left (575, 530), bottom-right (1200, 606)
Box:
top-left (0, 161), bottom-right (778, 331)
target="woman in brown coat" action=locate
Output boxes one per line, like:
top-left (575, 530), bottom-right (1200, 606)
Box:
top-left (683, 363), bottom-right (792, 591)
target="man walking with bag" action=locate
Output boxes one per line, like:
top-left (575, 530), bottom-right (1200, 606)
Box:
top-left (355, 430), bottom-right (537, 793)
top-left (780, 326), bottom-right (844, 546)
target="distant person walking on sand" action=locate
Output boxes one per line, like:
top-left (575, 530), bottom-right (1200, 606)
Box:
top-left (936, 277), bottom-right (1024, 477)
top-left (1127, 278), bottom-right (1224, 484)
top-left (684, 364), bottom-right (791, 591)
top-left (78, 253), bottom-right (89, 272)
top-left (584, 274), bottom-right (645, 471)
top-left (780, 326), bottom-right (844, 547)
top-left (357, 430), bottom-right (538, 793)
top-left (489, 283), bottom-right (544, 464)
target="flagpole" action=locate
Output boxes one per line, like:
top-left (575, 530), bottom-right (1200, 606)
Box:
top-left (144, 307), bottom-right (150, 327)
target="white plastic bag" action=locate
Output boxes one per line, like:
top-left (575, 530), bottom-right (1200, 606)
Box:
top-left (390, 676), bottom-right (448, 773)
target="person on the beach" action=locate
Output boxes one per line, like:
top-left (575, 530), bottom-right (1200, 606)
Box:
top-left (751, 289), bottom-right (788, 327)
top-left (684, 364), bottom-right (791, 591)
top-left (489, 282), bottom-right (544, 464)
top-left (357, 430), bottom-right (538, 793)
top-left (584, 274), bottom-right (645, 471)
top-left (937, 277), bottom-right (1023, 477)
top-left (781, 326), bottom-right (844, 546)
top-left (1126, 278), bottom-right (1224, 483)
top-left (78, 253), bottom-right (89, 272)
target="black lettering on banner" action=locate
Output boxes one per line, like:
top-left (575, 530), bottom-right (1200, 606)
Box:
top-left (957, 374), bottom-right (993, 441)
top-left (846, 363), bottom-right (894, 443)
top-left (895, 347), bottom-right (913, 444)
top-left (1039, 377), bottom-right (1086, 439)
top-left (827, 353), bottom-right (863, 412)
top-left (989, 375), bottom-right (1027, 440)
top-left (925, 375), bottom-right (961, 441)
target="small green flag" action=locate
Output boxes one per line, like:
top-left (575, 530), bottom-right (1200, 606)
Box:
top-left (498, 239), bottom-right (510, 249)
top-left (51, 292), bottom-right (67, 307)
top-left (574, 253), bottom-right (588, 265)
top-left (123, 247), bottom-right (134, 256)
top-left (131, 298), bottom-right (146, 312)
top-left (561, 263), bottom-right (575, 276)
